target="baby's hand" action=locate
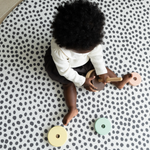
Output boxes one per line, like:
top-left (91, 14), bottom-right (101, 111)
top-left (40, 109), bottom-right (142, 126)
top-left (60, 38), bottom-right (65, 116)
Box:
top-left (83, 76), bottom-right (98, 92)
top-left (99, 74), bottom-right (109, 84)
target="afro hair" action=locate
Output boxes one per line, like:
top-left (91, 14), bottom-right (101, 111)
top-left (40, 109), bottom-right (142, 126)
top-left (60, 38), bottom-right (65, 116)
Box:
top-left (52, 0), bottom-right (105, 51)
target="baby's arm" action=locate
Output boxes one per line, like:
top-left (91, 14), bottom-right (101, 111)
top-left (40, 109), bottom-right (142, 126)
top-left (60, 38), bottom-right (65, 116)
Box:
top-left (53, 54), bottom-right (98, 91)
top-left (99, 74), bottom-right (109, 84)
top-left (89, 44), bottom-right (109, 83)
top-left (51, 48), bottom-right (85, 87)
top-left (83, 76), bottom-right (98, 92)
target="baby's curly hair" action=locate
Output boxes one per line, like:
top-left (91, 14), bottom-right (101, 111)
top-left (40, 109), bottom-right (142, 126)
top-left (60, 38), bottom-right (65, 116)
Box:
top-left (52, 0), bottom-right (105, 51)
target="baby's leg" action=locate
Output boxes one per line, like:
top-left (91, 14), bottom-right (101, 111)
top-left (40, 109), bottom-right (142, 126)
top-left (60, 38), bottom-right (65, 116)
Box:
top-left (63, 82), bottom-right (78, 126)
top-left (106, 67), bottom-right (132, 89)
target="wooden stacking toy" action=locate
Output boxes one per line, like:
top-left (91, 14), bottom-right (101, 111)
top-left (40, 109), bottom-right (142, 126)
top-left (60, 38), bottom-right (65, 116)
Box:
top-left (48, 126), bottom-right (68, 147)
top-left (86, 69), bottom-right (122, 91)
top-left (129, 72), bottom-right (141, 86)
top-left (95, 118), bottom-right (111, 135)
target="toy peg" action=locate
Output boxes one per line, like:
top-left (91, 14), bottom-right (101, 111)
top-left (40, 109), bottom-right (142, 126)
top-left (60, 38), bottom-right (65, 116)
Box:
top-left (98, 77), bottom-right (123, 83)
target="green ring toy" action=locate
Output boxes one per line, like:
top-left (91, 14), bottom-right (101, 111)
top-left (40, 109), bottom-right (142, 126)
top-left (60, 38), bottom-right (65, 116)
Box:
top-left (95, 118), bottom-right (111, 135)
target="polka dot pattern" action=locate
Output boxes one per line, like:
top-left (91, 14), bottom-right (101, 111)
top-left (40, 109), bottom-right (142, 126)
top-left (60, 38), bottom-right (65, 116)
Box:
top-left (0, 0), bottom-right (150, 150)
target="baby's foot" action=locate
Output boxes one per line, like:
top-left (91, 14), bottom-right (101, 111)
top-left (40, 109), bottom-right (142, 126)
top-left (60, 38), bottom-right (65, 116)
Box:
top-left (63, 108), bottom-right (78, 126)
top-left (116, 74), bottom-right (133, 89)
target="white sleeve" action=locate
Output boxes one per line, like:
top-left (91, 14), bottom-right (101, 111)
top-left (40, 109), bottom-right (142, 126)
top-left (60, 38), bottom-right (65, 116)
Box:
top-left (51, 47), bottom-right (86, 87)
top-left (88, 44), bottom-right (107, 75)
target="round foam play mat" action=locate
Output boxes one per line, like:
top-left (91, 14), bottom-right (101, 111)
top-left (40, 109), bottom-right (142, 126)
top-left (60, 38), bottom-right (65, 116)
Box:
top-left (0, 0), bottom-right (150, 150)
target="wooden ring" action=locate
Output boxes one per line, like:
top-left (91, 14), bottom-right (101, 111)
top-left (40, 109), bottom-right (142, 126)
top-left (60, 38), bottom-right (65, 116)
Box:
top-left (129, 72), bottom-right (141, 86)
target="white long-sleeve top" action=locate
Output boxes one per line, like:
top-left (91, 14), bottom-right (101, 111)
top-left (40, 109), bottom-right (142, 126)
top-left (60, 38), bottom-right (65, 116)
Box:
top-left (51, 38), bottom-right (107, 87)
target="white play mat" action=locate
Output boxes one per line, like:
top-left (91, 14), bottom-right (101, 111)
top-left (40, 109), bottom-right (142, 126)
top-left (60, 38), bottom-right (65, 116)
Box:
top-left (0, 0), bottom-right (150, 150)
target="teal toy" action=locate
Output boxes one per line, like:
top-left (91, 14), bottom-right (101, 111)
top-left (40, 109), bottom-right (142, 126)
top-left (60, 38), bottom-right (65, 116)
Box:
top-left (95, 118), bottom-right (111, 135)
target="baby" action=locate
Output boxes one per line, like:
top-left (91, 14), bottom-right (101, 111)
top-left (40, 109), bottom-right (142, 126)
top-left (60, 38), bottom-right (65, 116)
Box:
top-left (44, 0), bottom-right (132, 126)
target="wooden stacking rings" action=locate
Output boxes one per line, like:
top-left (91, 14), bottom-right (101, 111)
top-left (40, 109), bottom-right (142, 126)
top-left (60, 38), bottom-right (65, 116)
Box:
top-left (48, 126), bottom-right (68, 147)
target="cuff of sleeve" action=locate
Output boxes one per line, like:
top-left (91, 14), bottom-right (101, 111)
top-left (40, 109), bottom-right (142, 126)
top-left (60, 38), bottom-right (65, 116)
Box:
top-left (74, 76), bottom-right (86, 87)
top-left (95, 67), bottom-right (108, 75)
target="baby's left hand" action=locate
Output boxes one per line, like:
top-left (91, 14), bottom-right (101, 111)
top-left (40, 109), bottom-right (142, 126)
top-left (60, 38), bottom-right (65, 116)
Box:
top-left (99, 74), bottom-right (109, 84)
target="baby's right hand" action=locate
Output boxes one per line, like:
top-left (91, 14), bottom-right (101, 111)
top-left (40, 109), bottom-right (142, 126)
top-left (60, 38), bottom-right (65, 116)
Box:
top-left (83, 76), bottom-right (98, 92)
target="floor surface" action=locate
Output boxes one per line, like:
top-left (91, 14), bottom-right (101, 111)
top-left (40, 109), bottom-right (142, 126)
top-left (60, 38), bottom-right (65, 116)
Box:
top-left (0, 0), bottom-right (23, 24)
